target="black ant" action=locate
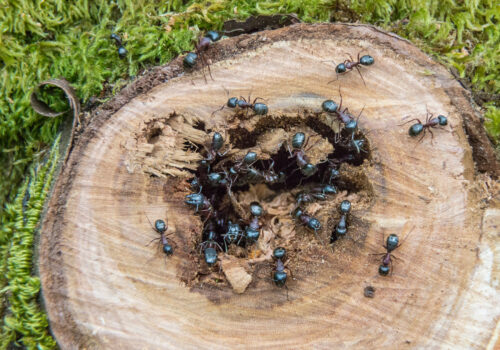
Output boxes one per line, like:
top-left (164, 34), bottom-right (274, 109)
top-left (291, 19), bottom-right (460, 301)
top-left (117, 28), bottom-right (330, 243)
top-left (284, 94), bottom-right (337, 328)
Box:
top-left (183, 31), bottom-right (222, 82)
top-left (200, 131), bottom-right (230, 170)
top-left (110, 33), bottom-right (127, 58)
top-left (285, 132), bottom-right (320, 178)
top-left (185, 187), bottom-right (213, 218)
top-left (244, 202), bottom-right (263, 243)
top-left (212, 89), bottom-right (268, 118)
top-left (400, 110), bottom-right (448, 143)
top-left (327, 52), bottom-right (374, 86)
top-left (295, 184), bottom-right (337, 208)
top-left (331, 200), bottom-right (351, 242)
top-left (291, 207), bottom-right (323, 245)
top-left (223, 220), bottom-right (244, 251)
top-left (271, 247), bottom-right (292, 299)
top-left (322, 87), bottom-right (364, 136)
top-left (146, 217), bottom-right (176, 257)
top-left (241, 160), bottom-right (286, 186)
top-left (372, 225), bottom-right (414, 276)
top-left (199, 220), bottom-right (224, 266)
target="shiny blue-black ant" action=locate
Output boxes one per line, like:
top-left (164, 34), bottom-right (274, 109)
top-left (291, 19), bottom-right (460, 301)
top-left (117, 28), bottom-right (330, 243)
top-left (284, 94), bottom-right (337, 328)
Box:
top-left (183, 30), bottom-right (222, 82)
top-left (292, 207), bottom-right (323, 245)
top-left (295, 184), bottom-right (337, 208)
top-left (285, 132), bottom-right (319, 178)
top-left (200, 132), bottom-right (230, 170)
top-left (400, 111), bottom-right (448, 143)
top-left (328, 53), bottom-right (374, 86)
top-left (146, 217), bottom-right (176, 257)
top-left (212, 91), bottom-right (268, 118)
top-left (110, 33), bottom-right (127, 58)
top-left (372, 226), bottom-right (414, 276)
top-left (223, 221), bottom-right (244, 251)
top-left (331, 200), bottom-right (351, 242)
top-left (244, 202), bottom-right (263, 243)
top-left (185, 187), bottom-right (213, 217)
top-left (199, 220), bottom-right (224, 266)
top-left (322, 87), bottom-right (364, 136)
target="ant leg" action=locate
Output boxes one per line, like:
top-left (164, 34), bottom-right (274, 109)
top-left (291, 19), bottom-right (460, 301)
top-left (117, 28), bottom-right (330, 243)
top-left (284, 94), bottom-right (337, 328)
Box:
top-left (313, 229), bottom-right (325, 246)
top-left (328, 73), bottom-right (339, 85)
top-left (355, 66), bottom-right (366, 87)
top-left (417, 129), bottom-right (427, 144)
top-left (347, 53), bottom-right (355, 63)
top-left (206, 57), bottom-right (214, 81)
top-left (210, 104), bottom-right (226, 118)
top-left (285, 284), bottom-right (289, 301)
top-left (215, 242), bottom-right (224, 252)
top-left (145, 237), bottom-right (160, 247)
top-left (305, 136), bottom-right (323, 153)
top-left (252, 97), bottom-right (266, 104)
top-left (428, 128), bottom-right (435, 145)
top-left (398, 118), bottom-right (423, 126)
top-left (198, 51), bottom-right (208, 84)
top-left (338, 85), bottom-right (343, 111)
top-left (398, 225), bottom-right (415, 248)
top-left (356, 105), bottom-right (366, 124)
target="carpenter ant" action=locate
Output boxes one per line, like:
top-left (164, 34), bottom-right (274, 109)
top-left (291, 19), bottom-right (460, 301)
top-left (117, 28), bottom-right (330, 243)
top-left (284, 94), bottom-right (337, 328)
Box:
top-left (332, 53), bottom-right (374, 86)
top-left (227, 151), bottom-right (258, 177)
top-left (244, 202), bottom-right (263, 243)
top-left (183, 30), bottom-right (222, 81)
top-left (199, 220), bottom-right (224, 266)
top-left (110, 33), bottom-right (127, 58)
top-left (400, 111), bottom-right (448, 143)
top-left (212, 92), bottom-right (268, 118)
top-left (271, 247), bottom-right (292, 299)
top-left (321, 88), bottom-right (363, 135)
top-left (185, 187), bottom-right (213, 216)
top-left (200, 132), bottom-right (230, 169)
top-left (342, 132), bottom-right (368, 154)
top-left (241, 160), bottom-right (286, 186)
top-left (223, 221), bottom-right (244, 251)
top-left (146, 217), bottom-right (176, 257)
top-left (295, 184), bottom-right (337, 208)
top-left (292, 207), bottom-right (323, 245)
top-left (331, 200), bottom-right (351, 242)
top-left (206, 171), bottom-right (230, 187)
top-left (286, 132), bottom-right (319, 178)
top-left (373, 226), bottom-right (414, 276)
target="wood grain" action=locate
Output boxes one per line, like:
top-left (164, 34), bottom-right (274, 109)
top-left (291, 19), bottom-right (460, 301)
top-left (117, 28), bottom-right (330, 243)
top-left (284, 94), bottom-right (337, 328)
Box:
top-left (39, 23), bottom-right (500, 349)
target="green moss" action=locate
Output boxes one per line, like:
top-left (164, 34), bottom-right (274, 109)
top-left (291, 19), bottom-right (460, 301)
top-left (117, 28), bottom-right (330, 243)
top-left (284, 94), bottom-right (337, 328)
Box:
top-left (0, 136), bottom-right (59, 350)
top-left (0, 0), bottom-right (498, 348)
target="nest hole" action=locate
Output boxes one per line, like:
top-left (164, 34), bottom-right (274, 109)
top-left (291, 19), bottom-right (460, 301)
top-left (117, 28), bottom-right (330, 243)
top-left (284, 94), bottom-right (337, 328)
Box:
top-left (178, 112), bottom-right (374, 301)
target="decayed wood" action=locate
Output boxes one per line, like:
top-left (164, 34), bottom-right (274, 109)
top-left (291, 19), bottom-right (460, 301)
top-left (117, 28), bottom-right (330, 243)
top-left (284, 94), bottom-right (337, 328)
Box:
top-left (39, 23), bottom-right (500, 349)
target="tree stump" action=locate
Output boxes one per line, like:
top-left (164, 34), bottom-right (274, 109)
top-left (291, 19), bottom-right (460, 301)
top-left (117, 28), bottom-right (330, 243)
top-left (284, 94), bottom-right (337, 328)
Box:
top-left (39, 23), bottom-right (500, 349)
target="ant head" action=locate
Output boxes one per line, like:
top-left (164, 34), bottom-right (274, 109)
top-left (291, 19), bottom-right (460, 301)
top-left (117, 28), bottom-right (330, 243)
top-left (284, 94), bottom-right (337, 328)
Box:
top-left (250, 202), bottom-right (263, 217)
top-left (155, 219), bottom-right (167, 233)
top-left (273, 247), bottom-right (286, 260)
top-left (292, 132), bottom-right (306, 149)
top-left (212, 132), bottom-right (224, 151)
top-left (336, 63), bottom-right (347, 73)
top-left (340, 200), bottom-right (351, 214)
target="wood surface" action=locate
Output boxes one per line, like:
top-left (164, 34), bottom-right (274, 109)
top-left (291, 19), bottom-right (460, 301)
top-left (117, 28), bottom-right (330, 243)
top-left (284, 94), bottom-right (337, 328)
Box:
top-left (39, 23), bottom-right (500, 349)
